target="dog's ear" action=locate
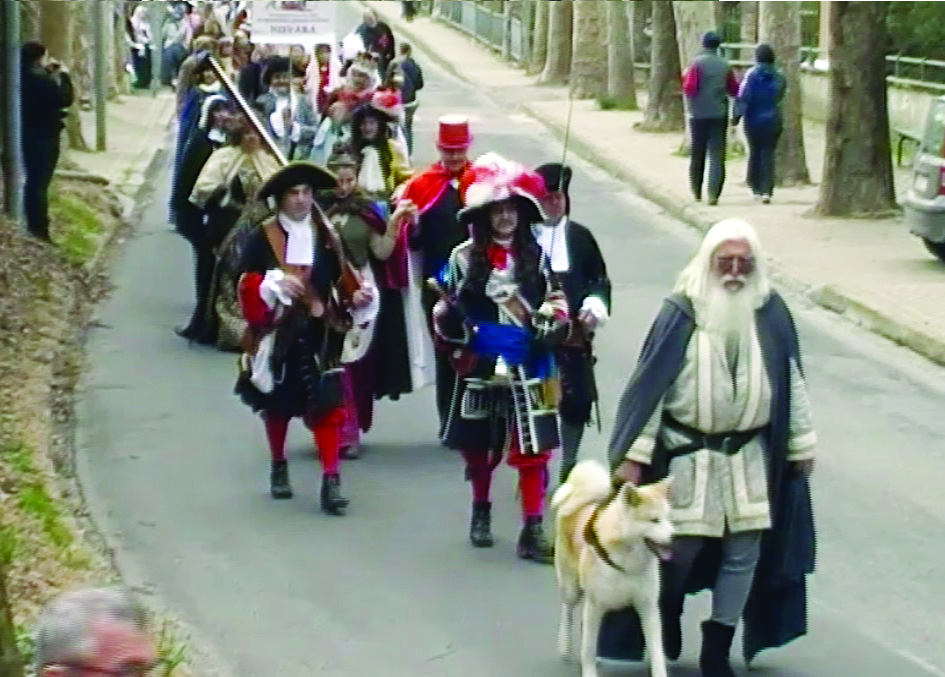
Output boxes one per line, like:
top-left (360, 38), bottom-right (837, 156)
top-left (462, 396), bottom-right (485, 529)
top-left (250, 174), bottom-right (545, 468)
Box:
top-left (622, 482), bottom-right (642, 507)
top-left (654, 476), bottom-right (673, 499)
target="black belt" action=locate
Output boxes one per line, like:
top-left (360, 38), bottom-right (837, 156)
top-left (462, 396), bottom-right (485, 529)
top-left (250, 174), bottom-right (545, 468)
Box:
top-left (663, 415), bottom-right (764, 459)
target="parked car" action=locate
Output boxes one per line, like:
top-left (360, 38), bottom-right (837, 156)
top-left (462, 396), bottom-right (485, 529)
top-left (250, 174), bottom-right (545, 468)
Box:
top-left (904, 95), bottom-right (945, 261)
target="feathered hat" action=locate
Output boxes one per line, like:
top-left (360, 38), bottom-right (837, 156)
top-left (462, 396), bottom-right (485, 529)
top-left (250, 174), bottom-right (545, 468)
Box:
top-left (457, 153), bottom-right (548, 227)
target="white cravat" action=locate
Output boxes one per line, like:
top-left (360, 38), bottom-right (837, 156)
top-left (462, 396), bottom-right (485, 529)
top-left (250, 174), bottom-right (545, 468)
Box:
top-left (278, 212), bottom-right (314, 266)
top-left (535, 216), bottom-right (570, 273)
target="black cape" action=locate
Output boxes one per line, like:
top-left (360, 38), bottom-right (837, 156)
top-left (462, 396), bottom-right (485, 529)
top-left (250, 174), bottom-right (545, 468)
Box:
top-left (601, 292), bottom-right (816, 664)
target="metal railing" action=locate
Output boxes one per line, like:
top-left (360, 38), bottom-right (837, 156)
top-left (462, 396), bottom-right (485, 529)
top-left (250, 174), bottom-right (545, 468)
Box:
top-left (437, 4), bottom-right (945, 94)
top-left (436, 1), bottom-right (526, 64)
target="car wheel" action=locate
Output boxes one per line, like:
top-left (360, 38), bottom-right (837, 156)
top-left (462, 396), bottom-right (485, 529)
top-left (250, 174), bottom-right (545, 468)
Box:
top-left (922, 237), bottom-right (945, 262)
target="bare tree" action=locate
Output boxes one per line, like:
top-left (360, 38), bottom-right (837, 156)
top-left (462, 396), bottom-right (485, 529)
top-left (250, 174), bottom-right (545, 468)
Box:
top-left (606, 0), bottom-right (637, 107)
top-left (41, 0), bottom-right (89, 151)
top-left (529, 0), bottom-right (549, 75)
top-left (539, 0), bottom-right (573, 84)
top-left (813, 1), bottom-right (896, 217)
top-left (741, 0), bottom-right (759, 61)
top-left (637, 0), bottom-right (684, 131)
top-left (570, 0), bottom-right (608, 99)
top-left (18, 1), bottom-right (42, 42)
top-left (760, 0), bottom-right (810, 185)
top-left (631, 0), bottom-right (652, 64)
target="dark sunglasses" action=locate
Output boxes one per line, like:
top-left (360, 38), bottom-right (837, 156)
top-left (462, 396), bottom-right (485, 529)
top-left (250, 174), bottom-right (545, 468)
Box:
top-left (715, 255), bottom-right (756, 276)
top-left (54, 660), bottom-right (160, 676)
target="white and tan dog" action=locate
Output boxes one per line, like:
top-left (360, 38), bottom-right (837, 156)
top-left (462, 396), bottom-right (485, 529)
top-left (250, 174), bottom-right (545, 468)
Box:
top-left (552, 460), bottom-right (674, 677)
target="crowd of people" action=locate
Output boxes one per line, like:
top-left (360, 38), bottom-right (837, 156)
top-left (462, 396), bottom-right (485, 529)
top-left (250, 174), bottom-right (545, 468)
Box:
top-left (20, 13), bottom-right (817, 677)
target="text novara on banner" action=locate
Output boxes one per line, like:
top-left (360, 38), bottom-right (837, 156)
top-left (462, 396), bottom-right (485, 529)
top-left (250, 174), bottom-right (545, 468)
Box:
top-left (250, 0), bottom-right (338, 46)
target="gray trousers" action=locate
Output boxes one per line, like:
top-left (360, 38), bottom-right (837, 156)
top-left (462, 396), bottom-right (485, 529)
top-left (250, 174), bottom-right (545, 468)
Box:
top-left (663, 530), bottom-right (762, 627)
top-left (558, 419), bottom-right (586, 483)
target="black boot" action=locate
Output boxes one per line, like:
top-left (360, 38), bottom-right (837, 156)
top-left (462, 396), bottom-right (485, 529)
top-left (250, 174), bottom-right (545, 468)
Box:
top-left (269, 460), bottom-right (293, 499)
top-left (699, 620), bottom-right (736, 677)
top-left (469, 502), bottom-right (494, 548)
top-left (517, 516), bottom-right (554, 564)
top-left (660, 594), bottom-right (684, 661)
top-left (320, 473), bottom-right (349, 516)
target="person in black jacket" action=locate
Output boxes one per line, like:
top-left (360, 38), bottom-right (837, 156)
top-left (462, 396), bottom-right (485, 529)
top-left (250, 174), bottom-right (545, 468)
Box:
top-left (172, 94), bottom-right (233, 343)
top-left (19, 41), bottom-right (74, 242)
top-left (396, 43), bottom-right (424, 156)
top-left (533, 164), bottom-right (611, 484)
top-left (355, 9), bottom-right (396, 80)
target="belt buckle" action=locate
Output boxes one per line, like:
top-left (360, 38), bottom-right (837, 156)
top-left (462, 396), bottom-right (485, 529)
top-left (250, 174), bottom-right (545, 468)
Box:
top-left (720, 436), bottom-right (736, 453)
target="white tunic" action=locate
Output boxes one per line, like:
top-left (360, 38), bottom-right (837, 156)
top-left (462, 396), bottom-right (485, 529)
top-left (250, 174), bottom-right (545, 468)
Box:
top-left (625, 323), bottom-right (816, 536)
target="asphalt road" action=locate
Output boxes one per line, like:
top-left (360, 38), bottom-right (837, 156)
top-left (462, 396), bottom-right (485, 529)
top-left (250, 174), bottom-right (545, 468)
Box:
top-left (76, 6), bottom-right (945, 676)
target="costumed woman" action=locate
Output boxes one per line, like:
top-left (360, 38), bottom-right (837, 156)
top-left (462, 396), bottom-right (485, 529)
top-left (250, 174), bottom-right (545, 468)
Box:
top-left (171, 94), bottom-right (233, 344)
top-left (317, 145), bottom-right (397, 458)
top-left (235, 162), bottom-right (366, 515)
top-left (190, 114), bottom-right (281, 350)
top-left (433, 153), bottom-right (570, 564)
top-left (350, 91), bottom-right (422, 404)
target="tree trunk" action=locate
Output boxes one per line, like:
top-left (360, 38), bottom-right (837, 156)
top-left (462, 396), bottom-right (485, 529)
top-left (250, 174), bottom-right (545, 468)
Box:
top-left (606, 0), bottom-right (636, 107)
top-left (0, 541), bottom-right (25, 677)
top-left (741, 0), bottom-right (759, 61)
top-left (813, 1), bottom-right (896, 217)
top-left (539, 0), bottom-right (573, 84)
top-left (638, 0), bottom-right (684, 131)
top-left (673, 1), bottom-right (718, 151)
top-left (632, 0), bottom-right (651, 64)
top-left (570, 0), bottom-right (608, 99)
top-left (529, 0), bottom-right (549, 75)
top-left (18, 1), bottom-right (43, 42)
top-left (41, 0), bottom-right (89, 151)
top-left (760, 0), bottom-right (810, 186)
top-left (112, 2), bottom-right (131, 98)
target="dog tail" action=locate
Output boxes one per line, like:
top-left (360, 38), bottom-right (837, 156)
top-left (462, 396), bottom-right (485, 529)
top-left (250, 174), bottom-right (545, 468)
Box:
top-left (551, 460), bottom-right (612, 516)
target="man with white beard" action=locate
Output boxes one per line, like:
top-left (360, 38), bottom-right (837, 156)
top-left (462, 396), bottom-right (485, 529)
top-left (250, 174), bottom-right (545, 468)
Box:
top-left (597, 219), bottom-right (817, 677)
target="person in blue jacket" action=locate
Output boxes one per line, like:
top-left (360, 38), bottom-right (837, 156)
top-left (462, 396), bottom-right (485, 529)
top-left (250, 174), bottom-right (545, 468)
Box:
top-left (734, 44), bottom-right (786, 204)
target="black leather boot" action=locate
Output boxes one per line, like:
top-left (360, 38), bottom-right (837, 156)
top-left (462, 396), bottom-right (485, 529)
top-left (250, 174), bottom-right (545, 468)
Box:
top-left (516, 516), bottom-right (554, 564)
top-left (660, 594), bottom-right (684, 661)
top-left (699, 620), bottom-right (736, 677)
top-left (320, 473), bottom-right (349, 516)
top-left (469, 502), bottom-right (494, 548)
top-left (269, 460), bottom-right (293, 499)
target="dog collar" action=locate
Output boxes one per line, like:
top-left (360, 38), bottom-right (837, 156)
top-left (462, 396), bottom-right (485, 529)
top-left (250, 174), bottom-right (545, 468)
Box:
top-left (583, 503), bottom-right (626, 574)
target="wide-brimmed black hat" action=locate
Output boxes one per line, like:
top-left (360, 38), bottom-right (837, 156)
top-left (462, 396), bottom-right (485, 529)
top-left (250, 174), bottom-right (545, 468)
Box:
top-left (257, 162), bottom-right (338, 203)
top-left (535, 163), bottom-right (572, 195)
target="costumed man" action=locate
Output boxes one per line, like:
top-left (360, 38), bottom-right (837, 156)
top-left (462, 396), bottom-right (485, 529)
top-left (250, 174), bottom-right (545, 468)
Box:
top-left (256, 56), bottom-right (319, 162)
top-left (600, 218), bottom-right (816, 676)
top-left (533, 163), bottom-right (611, 484)
top-left (395, 116), bottom-right (473, 431)
top-left (235, 162), bottom-right (367, 516)
top-left (433, 153), bottom-right (570, 564)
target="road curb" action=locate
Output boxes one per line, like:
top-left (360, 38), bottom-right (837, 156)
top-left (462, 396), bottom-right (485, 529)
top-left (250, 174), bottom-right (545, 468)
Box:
top-left (367, 2), bottom-right (945, 368)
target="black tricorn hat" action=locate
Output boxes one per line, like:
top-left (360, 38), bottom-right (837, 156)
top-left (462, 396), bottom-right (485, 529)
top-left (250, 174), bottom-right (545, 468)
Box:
top-left (257, 162), bottom-right (338, 203)
top-left (535, 163), bottom-right (572, 195)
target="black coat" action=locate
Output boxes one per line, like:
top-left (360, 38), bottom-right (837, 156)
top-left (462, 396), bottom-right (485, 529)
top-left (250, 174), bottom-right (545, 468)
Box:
top-left (20, 65), bottom-right (74, 142)
top-left (550, 220), bottom-right (611, 424)
top-left (171, 131), bottom-right (224, 242)
top-left (600, 292), bottom-right (816, 664)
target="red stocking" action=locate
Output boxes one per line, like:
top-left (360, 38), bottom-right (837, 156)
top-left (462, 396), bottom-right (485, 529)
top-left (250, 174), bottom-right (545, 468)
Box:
top-left (518, 465), bottom-right (546, 519)
top-left (461, 450), bottom-right (493, 503)
top-left (263, 413), bottom-right (290, 462)
top-left (309, 408), bottom-right (344, 475)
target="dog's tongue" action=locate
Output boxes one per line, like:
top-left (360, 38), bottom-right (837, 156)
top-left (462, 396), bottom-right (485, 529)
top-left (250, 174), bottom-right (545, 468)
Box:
top-left (646, 539), bottom-right (674, 561)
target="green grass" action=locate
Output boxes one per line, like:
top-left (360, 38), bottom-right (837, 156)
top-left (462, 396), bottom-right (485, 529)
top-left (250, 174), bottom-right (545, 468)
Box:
top-left (18, 485), bottom-right (73, 551)
top-left (48, 192), bottom-right (105, 265)
top-left (597, 94), bottom-right (640, 111)
top-left (154, 621), bottom-right (188, 676)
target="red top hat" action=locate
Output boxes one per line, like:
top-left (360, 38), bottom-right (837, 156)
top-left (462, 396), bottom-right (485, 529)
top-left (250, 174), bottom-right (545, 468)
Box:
top-left (437, 115), bottom-right (473, 150)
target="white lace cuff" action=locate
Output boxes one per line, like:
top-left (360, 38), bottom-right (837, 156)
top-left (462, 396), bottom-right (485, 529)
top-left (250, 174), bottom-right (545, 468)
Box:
top-left (259, 269), bottom-right (290, 310)
top-left (581, 296), bottom-right (610, 326)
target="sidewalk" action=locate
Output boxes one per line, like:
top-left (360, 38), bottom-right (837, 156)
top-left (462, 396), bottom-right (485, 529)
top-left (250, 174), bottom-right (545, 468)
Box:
top-left (368, 1), bottom-right (945, 367)
top-left (70, 90), bottom-right (176, 211)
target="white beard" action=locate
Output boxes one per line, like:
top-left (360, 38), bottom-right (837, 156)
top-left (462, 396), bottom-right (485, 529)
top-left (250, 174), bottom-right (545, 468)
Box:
top-left (695, 279), bottom-right (757, 342)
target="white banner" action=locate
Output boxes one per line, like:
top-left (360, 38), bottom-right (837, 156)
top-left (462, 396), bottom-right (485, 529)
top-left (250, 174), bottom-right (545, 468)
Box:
top-left (249, 1), bottom-right (338, 46)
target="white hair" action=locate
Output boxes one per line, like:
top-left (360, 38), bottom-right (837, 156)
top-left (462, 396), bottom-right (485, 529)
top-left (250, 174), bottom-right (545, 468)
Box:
top-left (674, 219), bottom-right (770, 334)
top-left (34, 587), bottom-right (149, 669)
top-left (675, 218), bottom-right (770, 303)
